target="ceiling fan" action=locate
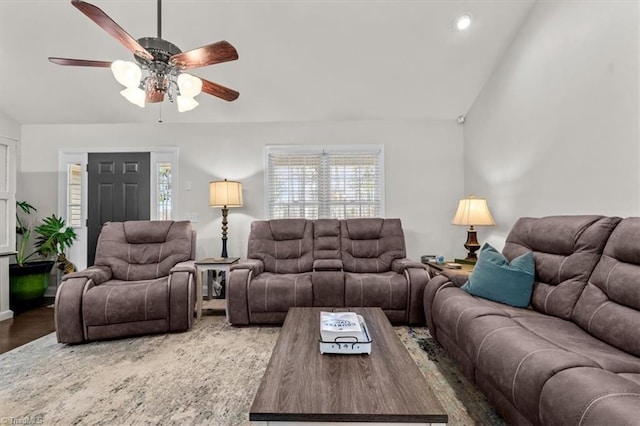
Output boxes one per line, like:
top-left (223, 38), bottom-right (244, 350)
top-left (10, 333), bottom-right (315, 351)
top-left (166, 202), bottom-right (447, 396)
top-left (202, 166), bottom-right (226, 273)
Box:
top-left (49, 0), bottom-right (239, 112)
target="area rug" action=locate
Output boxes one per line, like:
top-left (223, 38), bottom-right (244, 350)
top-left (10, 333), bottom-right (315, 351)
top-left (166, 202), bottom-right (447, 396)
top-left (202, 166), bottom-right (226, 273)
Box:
top-left (0, 315), bottom-right (503, 425)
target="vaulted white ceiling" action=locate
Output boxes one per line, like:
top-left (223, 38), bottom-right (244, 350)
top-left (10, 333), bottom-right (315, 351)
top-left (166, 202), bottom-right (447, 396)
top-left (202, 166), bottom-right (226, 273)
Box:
top-left (0, 0), bottom-right (535, 125)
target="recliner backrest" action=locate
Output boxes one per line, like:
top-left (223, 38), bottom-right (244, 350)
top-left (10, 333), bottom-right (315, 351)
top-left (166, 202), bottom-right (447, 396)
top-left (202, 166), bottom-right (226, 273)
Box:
top-left (94, 220), bottom-right (194, 281)
top-left (572, 217), bottom-right (640, 356)
top-left (313, 219), bottom-right (341, 260)
top-left (503, 215), bottom-right (620, 320)
top-left (247, 219), bottom-right (314, 273)
top-left (340, 218), bottom-right (406, 273)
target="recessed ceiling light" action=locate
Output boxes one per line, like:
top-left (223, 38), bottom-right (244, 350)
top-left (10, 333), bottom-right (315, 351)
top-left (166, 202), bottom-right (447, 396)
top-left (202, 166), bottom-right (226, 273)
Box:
top-left (455, 14), bottom-right (472, 31)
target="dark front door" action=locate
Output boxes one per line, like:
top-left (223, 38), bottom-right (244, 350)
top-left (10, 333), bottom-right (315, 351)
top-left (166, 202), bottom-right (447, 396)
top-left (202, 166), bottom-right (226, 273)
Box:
top-left (87, 152), bottom-right (151, 266)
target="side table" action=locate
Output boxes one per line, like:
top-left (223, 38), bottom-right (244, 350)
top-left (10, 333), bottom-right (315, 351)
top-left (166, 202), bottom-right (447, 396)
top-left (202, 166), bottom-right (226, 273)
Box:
top-left (194, 257), bottom-right (240, 319)
top-left (425, 260), bottom-right (474, 278)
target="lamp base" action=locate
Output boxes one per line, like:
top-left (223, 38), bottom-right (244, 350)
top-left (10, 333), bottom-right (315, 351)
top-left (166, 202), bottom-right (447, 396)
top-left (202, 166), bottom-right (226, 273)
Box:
top-left (463, 226), bottom-right (481, 261)
top-left (221, 207), bottom-right (229, 258)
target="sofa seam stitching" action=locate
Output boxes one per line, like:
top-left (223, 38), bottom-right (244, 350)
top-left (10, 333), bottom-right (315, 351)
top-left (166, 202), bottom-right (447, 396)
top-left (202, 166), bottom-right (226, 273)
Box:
top-left (578, 393), bottom-right (640, 426)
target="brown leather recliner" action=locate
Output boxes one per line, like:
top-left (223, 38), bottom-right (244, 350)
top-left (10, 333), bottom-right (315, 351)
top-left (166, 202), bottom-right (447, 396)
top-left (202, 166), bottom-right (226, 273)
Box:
top-left (55, 220), bottom-right (197, 344)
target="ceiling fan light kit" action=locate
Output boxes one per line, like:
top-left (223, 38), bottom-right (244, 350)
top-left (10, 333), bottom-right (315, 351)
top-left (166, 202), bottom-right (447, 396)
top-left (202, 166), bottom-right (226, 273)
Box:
top-left (120, 87), bottom-right (146, 108)
top-left (49, 0), bottom-right (239, 112)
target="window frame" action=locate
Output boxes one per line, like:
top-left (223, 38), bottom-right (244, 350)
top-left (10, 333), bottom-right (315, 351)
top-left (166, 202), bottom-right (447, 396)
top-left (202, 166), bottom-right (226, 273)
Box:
top-left (264, 145), bottom-right (385, 220)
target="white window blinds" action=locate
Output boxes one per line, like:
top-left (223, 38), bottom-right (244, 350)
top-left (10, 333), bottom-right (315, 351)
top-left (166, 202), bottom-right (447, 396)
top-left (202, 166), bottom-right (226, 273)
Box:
top-left (265, 146), bottom-right (384, 220)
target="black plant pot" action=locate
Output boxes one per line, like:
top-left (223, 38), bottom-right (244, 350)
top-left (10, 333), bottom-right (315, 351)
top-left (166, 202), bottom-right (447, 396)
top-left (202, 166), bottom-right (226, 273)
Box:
top-left (9, 260), bottom-right (55, 312)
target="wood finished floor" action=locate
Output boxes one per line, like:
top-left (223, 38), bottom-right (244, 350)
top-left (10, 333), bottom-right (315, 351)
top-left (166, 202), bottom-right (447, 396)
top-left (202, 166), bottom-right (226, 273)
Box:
top-left (0, 303), bottom-right (55, 354)
top-left (0, 298), bottom-right (226, 354)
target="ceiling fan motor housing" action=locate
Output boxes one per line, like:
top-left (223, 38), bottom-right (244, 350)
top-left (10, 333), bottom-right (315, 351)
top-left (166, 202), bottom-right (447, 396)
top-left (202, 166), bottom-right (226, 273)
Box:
top-left (136, 37), bottom-right (181, 67)
top-left (134, 37), bottom-right (184, 101)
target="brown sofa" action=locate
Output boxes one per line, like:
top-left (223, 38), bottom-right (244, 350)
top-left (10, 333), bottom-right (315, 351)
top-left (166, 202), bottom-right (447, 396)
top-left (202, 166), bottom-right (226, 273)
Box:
top-left (227, 218), bottom-right (430, 325)
top-left (55, 220), bottom-right (197, 344)
top-left (424, 215), bottom-right (640, 425)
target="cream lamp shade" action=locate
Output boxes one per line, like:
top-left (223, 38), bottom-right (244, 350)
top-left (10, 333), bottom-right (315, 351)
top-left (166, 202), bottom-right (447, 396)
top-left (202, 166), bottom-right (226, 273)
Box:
top-left (209, 180), bottom-right (243, 208)
top-left (451, 196), bottom-right (496, 226)
top-left (451, 195), bottom-right (495, 262)
top-left (209, 179), bottom-right (243, 258)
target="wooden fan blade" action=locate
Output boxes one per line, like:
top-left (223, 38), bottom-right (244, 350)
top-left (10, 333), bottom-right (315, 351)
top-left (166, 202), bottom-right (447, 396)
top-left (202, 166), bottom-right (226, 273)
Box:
top-left (71, 0), bottom-right (153, 62)
top-left (49, 57), bottom-right (112, 67)
top-left (170, 41), bottom-right (238, 70)
top-left (200, 77), bottom-right (239, 102)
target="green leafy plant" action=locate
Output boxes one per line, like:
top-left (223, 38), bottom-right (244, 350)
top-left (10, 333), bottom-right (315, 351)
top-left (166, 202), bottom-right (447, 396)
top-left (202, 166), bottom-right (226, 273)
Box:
top-left (34, 214), bottom-right (77, 259)
top-left (15, 201), bottom-right (77, 266)
top-left (15, 201), bottom-right (38, 266)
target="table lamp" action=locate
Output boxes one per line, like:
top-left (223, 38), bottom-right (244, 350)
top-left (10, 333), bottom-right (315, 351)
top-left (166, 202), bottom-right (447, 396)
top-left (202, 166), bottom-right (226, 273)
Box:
top-left (209, 179), bottom-right (243, 258)
top-left (451, 195), bottom-right (495, 262)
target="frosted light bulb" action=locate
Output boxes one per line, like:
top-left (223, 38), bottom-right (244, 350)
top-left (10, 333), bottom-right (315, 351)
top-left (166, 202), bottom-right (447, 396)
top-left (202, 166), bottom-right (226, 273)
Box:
top-left (177, 73), bottom-right (203, 98)
top-left (177, 95), bottom-right (198, 112)
top-left (111, 60), bottom-right (142, 88)
top-left (120, 87), bottom-right (146, 108)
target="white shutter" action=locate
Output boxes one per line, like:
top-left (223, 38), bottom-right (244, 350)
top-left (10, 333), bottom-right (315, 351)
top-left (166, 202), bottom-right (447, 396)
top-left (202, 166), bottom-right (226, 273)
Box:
top-left (265, 146), bottom-right (384, 220)
top-left (67, 163), bottom-right (83, 227)
top-left (325, 151), bottom-right (382, 219)
top-left (266, 150), bottom-right (321, 219)
top-left (0, 137), bottom-right (16, 255)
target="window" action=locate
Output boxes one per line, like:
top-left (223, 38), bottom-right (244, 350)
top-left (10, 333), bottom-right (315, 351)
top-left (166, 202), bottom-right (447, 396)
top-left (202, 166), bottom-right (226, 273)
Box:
top-left (157, 162), bottom-right (172, 220)
top-left (265, 146), bottom-right (384, 219)
top-left (66, 163), bottom-right (83, 227)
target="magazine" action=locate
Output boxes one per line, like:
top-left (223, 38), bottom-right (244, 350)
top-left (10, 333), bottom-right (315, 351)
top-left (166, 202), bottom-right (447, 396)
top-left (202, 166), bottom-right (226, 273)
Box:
top-left (320, 311), bottom-right (366, 342)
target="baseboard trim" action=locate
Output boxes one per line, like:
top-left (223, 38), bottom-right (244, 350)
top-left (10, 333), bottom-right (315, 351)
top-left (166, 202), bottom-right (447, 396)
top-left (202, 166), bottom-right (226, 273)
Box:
top-left (0, 309), bottom-right (14, 321)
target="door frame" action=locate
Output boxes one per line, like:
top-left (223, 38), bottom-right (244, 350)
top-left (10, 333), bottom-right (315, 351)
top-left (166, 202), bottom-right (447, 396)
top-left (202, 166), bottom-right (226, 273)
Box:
top-left (58, 146), bottom-right (179, 272)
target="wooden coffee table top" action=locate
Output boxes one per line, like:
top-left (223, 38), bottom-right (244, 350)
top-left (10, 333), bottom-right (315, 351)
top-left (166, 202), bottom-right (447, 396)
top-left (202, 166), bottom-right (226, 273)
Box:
top-left (249, 307), bottom-right (448, 423)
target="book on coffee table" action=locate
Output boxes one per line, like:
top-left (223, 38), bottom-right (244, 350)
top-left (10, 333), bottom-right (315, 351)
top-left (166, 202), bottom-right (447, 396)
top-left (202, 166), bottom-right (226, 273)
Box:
top-left (319, 311), bottom-right (372, 354)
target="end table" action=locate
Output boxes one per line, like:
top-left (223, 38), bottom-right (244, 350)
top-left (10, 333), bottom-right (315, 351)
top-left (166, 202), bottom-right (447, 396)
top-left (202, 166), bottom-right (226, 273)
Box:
top-left (425, 260), bottom-right (474, 278)
top-left (194, 257), bottom-right (240, 319)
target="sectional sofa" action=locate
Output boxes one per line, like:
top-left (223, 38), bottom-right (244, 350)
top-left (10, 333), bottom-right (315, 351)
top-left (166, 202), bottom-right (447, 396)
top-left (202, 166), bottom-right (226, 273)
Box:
top-left (424, 215), bottom-right (640, 425)
top-left (227, 218), bottom-right (430, 325)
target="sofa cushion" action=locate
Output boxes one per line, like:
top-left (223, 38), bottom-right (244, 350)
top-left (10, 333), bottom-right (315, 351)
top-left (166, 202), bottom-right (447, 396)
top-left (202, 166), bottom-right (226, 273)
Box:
top-left (539, 367), bottom-right (640, 426)
top-left (344, 271), bottom-right (408, 310)
top-left (341, 218), bottom-right (406, 273)
top-left (572, 217), bottom-right (640, 356)
top-left (462, 243), bottom-right (534, 308)
top-left (248, 272), bottom-right (313, 313)
top-left (247, 220), bottom-right (314, 274)
top-left (467, 318), bottom-right (600, 423)
top-left (82, 277), bottom-right (169, 326)
top-left (502, 215), bottom-right (620, 320)
top-left (95, 221), bottom-right (193, 281)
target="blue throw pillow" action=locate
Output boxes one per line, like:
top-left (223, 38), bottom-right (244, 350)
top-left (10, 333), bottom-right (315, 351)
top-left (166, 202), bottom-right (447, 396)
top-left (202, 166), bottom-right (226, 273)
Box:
top-left (461, 243), bottom-right (535, 308)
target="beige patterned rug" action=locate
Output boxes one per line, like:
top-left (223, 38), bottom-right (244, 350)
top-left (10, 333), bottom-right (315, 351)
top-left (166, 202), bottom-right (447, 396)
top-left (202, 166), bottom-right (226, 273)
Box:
top-left (0, 315), bottom-right (503, 425)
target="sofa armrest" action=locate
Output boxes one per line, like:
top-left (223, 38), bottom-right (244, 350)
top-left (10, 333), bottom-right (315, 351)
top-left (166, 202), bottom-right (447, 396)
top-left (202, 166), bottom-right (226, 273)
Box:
top-left (441, 270), bottom-right (469, 287)
top-left (227, 268), bottom-right (252, 325)
top-left (61, 265), bottom-right (112, 285)
top-left (423, 274), bottom-right (460, 337)
top-left (168, 261), bottom-right (196, 331)
top-left (170, 260), bottom-right (196, 275)
top-left (230, 258), bottom-right (264, 276)
top-left (313, 259), bottom-right (343, 271)
top-left (392, 258), bottom-right (427, 274)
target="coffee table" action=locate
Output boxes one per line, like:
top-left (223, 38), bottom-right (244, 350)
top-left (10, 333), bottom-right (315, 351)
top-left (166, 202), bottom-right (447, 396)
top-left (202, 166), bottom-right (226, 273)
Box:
top-left (250, 307), bottom-right (448, 425)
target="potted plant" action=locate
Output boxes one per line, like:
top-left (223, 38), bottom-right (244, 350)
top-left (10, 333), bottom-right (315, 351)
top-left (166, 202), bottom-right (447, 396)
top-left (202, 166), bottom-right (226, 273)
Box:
top-left (10, 201), bottom-right (77, 311)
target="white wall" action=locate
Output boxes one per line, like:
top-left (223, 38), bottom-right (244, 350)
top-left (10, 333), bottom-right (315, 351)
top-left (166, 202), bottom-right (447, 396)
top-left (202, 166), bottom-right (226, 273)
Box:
top-left (464, 0), bottom-right (639, 250)
top-left (0, 112), bottom-right (20, 140)
top-left (19, 120), bottom-right (464, 262)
